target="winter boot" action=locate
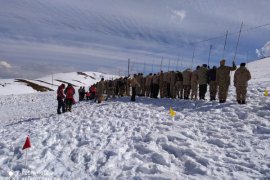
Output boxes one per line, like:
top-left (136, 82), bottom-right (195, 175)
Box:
top-left (219, 100), bottom-right (225, 103)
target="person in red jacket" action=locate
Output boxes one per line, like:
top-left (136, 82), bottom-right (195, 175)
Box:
top-left (86, 91), bottom-right (91, 101)
top-left (57, 84), bottom-right (66, 114)
top-left (64, 83), bottom-right (75, 112)
top-left (89, 85), bottom-right (96, 100)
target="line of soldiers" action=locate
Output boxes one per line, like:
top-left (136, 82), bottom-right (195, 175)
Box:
top-left (94, 59), bottom-right (251, 104)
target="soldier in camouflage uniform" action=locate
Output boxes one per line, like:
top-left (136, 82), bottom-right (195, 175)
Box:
top-left (191, 66), bottom-right (200, 100)
top-left (159, 71), bottom-right (165, 98)
top-left (106, 80), bottom-right (114, 100)
top-left (141, 75), bottom-right (146, 96)
top-left (152, 73), bottom-right (159, 98)
top-left (234, 63), bottom-right (251, 104)
top-left (216, 59), bottom-right (237, 103)
top-left (130, 75), bottom-right (140, 101)
top-left (182, 68), bottom-right (192, 99)
top-left (165, 71), bottom-right (171, 98)
top-left (170, 71), bottom-right (176, 98)
top-left (119, 77), bottom-right (126, 97)
top-left (145, 73), bottom-right (153, 97)
top-left (175, 71), bottom-right (183, 99)
top-left (97, 78), bottom-right (105, 103)
top-left (197, 64), bottom-right (208, 100)
top-left (123, 77), bottom-right (130, 96)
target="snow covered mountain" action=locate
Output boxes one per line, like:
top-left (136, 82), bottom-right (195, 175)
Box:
top-left (248, 57), bottom-right (270, 83)
top-left (0, 71), bottom-right (118, 96)
top-left (0, 57), bottom-right (269, 179)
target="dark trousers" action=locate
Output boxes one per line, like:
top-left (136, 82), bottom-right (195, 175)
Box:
top-left (57, 98), bottom-right (66, 113)
top-left (150, 84), bottom-right (154, 98)
top-left (131, 87), bottom-right (136, 101)
top-left (66, 98), bottom-right (73, 111)
top-left (199, 84), bottom-right (207, 99)
top-left (79, 93), bottom-right (85, 101)
top-left (153, 84), bottom-right (159, 98)
top-left (167, 83), bottom-right (171, 98)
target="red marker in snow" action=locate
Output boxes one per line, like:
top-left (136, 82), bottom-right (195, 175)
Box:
top-left (22, 136), bottom-right (31, 150)
top-left (22, 136), bottom-right (31, 166)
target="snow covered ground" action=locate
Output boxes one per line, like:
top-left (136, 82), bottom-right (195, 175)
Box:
top-left (0, 58), bottom-right (269, 179)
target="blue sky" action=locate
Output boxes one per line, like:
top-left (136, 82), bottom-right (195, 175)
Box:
top-left (0, 0), bottom-right (270, 78)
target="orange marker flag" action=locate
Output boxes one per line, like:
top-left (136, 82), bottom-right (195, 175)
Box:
top-left (170, 107), bottom-right (176, 117)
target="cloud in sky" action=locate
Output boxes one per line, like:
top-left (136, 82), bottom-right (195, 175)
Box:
top-left (0, 61), bottom-right (12, 69)
top-left (0, 0), bottom-right (270, 78)
top-left (171, 10), bottom-right (186, 24)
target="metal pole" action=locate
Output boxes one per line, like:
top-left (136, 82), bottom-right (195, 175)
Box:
top-left (151, 60), bottom-right (154, 74)
top-left (176, 56), bottom-right (179, 71)
top-left (191, 47), bottom-right (195, 69)
top-left (208, 45), bottom-right (213, 67)
top-left (160, 56), bottom-right (163, 71)
top-left (233, 22), bottom-right (244, 63)
top-left (223, 30), bottom-right (228, 59)
top-left (143, 62), bottom-right (146, 74)
top-left (128, 59), bottom-right (130, 76)
top-left (131, 62), bottom-right (135, 73)
top-left (168, 59), bottom-right (170, 71)
top-left (180, 56), bottom-right (183, 71)
top-left (246, 51), bottom-right (249, 67)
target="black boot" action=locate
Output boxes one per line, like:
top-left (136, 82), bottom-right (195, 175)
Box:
top-left (237, 100), bottom-right (241, 104)
top-left (219, 100), bottom-right (225, 103)
top-left (57, 109), bottom-right (61, 114)
top-left (242, 100), bottom-right (246, 104)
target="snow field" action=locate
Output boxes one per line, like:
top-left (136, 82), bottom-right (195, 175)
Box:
top-left (0, 80), bottom-right (270, 179)
top-left (0, 57), bottom-right (270, 179)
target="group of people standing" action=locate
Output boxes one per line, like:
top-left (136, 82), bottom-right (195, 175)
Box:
top-left (56, 59), bottom-right (251, 114)
top-left (56, 83), bottom-right (75, 114)
top-left (78, 85), bottom-right (96, 101)
top-left (94, 59), bottom-right (251, 104)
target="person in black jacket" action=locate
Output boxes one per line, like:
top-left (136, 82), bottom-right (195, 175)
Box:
top-left (207, 66), bottom-right (217, 101)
